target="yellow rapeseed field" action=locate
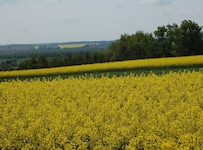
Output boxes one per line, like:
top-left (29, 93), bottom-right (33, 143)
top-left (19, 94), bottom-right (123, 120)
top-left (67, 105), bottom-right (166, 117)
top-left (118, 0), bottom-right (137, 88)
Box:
top-left (0, 55), bottom-right (203, 78)
top-left (0, 71), bottom-right (203, 149)
top-left (58, 44), bottom-right (86, 49)
top-left (33, 45), bottom-right (39, 50)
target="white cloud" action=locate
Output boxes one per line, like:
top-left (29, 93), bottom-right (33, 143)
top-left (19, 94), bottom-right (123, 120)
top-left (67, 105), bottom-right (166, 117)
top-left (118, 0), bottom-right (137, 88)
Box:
top-left (0, 0), bottom-right (63, 6)
top-left (45, 0), bottom-right (59, 3)
top-left (113, 0), bottom-right (126, 7)
top-left (44, 0), bottom-right (68, 4)
top-left (0, 0), bottom-right (40, 6)
top-left (141, 0), bottom-right (171, 5)
top-left (0, 0), bottom-right (20, 5)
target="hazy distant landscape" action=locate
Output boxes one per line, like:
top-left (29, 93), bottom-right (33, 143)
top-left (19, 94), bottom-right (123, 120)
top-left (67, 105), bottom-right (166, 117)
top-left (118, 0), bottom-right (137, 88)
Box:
top-left (0, 41), bottom-right (112, 53)
top-left (0, 41), bottom-right (113, 70)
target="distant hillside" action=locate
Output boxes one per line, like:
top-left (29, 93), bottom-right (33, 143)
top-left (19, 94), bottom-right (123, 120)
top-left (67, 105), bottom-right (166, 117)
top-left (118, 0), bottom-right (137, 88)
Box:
top-left (0, 41), bottom-right (113, 53)
top-left (0, 41), bottom-right (113, 71)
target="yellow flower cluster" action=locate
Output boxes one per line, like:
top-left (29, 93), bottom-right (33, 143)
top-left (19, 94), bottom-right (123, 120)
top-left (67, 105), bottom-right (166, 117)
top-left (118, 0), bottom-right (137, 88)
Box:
top-left (0, 55), bottom-right (203, 78)
top-left (0, 71), bottom-right (203, 149)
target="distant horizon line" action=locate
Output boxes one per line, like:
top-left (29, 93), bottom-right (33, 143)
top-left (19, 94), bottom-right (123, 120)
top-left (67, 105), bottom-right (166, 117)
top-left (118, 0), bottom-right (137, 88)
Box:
top-left (0, 39), bottom-right (116, 46)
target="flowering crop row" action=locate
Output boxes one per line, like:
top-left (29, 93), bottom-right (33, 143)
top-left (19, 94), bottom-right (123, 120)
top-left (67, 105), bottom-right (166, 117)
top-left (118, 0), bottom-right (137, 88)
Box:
top-left (0, 55), bottom-right (203, 78)
top-left (0, 71), bottom-right (203, 149)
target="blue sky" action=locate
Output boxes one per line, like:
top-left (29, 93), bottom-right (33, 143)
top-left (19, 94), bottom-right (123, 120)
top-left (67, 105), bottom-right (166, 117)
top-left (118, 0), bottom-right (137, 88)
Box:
top-left (0, 0), bottom-right (202, 45)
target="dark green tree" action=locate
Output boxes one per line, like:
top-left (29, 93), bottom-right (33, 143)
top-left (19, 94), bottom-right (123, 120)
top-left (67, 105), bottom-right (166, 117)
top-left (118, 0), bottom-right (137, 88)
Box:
top-left (37, 54), bottom-right (48, 68)
top-left (108, 34), bottom-right (129, 61)
top-left (154, 25), bottom-right (172, 56)
top-left (108, 31), bottom-right (159, 60)
top-left (177, 20), bottom-right (202, 55)
top-left (29, 56), bottom-right (38, 69)
top-left (165, 23), bottom-right (179, 56)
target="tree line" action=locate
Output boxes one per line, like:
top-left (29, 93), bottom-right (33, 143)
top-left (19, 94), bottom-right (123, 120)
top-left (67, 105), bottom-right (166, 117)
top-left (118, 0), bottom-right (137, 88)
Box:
top-left (18, 20), bottom-right (203, 70)
top-left (18, 51), bottom-right (111, 70)
top-left (109, 20), bottom-right (203, 61)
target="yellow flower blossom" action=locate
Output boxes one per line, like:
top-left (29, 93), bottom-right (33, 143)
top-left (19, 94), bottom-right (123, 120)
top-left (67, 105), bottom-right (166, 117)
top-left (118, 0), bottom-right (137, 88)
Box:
top-left (0, 71), bottom-right (202, 149)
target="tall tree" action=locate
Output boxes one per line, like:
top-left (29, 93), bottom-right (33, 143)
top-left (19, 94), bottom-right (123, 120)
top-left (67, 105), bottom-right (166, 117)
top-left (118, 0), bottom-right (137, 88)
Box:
top-left (178, 20), bottom-right (202, 55)
top-left (37, 54), bottom-right (48, 68)
top-left (154, 25), bottom-right (170, 56)
top-left (128, 31), bottom-right (158, 59)
top-left (165, 23), bottom-right (179, 56)
top-left (108, 35), bottom-right (128, 61)
top-left (108, 31), bottom-right (159, 60)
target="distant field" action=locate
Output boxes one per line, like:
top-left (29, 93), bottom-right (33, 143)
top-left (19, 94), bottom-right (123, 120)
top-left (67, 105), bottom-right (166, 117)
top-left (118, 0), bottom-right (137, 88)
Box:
top-left (58, 44), bottom-right (86, 49)
top-left (0, 55), bottom-right (203, 80)
top-left (34, 45), bottom-right (40, 50)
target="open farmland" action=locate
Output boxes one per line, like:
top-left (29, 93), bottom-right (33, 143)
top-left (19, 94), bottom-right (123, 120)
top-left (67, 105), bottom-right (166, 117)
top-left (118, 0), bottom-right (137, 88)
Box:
top-left (0, 71), bottom-right (203, 149)
top-left (0, 55), bottom-right (203, 80)
top-left (58, 44), bottom-right (86, 49)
